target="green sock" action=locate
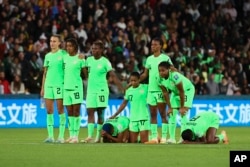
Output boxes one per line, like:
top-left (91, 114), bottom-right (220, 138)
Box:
top-left (169, 109), bottom-right (178, 140)
top-left (68, 116), bottom-right (74, 138)
top-left (58, 113), bottom-right (66, 139)
top-left (161, 123), bottom-right (168, 139)
top-left (217, 134), bottom-right (224, 142)
top-left (88, 123), bottom-right (95, 138)
top-left (148, 124), bottom-right (152, 140)
top-left (180, 115), bottom-right (188, 133)
top-left (46, 114), bottom-right (54, 138)
top-left (96, 124), bottom-right (102, 140)
top-left (151, 124), bottom-right (158, 139)
top-left (74, 116), bottom-right (81, 137)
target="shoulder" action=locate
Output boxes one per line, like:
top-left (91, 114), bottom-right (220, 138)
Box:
top-left (86, 56), bottom-right (93, 61)
top-left (60, 49), bottom-right (67, 54)
top-left (146, 55), bottom-right (153, 60)
top-left (171, 71), bottom-right (181, 80)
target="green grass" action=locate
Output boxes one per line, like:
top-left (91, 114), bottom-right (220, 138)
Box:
top-left (0, 127), bottom-right (250, 167)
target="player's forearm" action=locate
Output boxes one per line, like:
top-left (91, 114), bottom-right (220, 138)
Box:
top-left (113, 101), bottom-right (127, 117)
top-left (182, 140), bottom-right (206, 144)
top-left (179, 92), bottom-right (185, 108)
top-left (163, 93), bottom-right (171, 108)
top-left (139, 73), bottom-right (147, 83)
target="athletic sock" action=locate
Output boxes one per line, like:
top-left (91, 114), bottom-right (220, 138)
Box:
top-left (68, 116), bottom-right (74, 138)
top-left (74, 116), bottom-right (81, 137)
top-left (169, 109), bottom-right (178, 140)
top-left (150, 124), bottom-right (158, 140)
top-left (58, 113), bottom-right (66, 139)
top-left (47, 114), bottom-right (54, 138)
top-left (96, 124), bottom-right (102, 140)
top-left (87, 123), bottom-right (95, 138)
top-left (161, 123), bottom-right (168, 139)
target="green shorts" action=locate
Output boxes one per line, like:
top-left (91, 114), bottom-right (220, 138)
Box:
top-left (129, 119), bottom-right (150, 132)
top-left (86, 92), bottom-right (109, 108)
top-left (146, 91), bottom-right (165, 106)
top-left (63, 89), bottom-right (83, 105)
top-left (44, 86), bottom-right (63, 99)
top-left (170, 87), bottom-right (195, 108)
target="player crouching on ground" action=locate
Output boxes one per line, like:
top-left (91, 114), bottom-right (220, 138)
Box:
top-left (181, 111), bottom-right (229, 144)
top-left (101, 116), bottom-right (130, 143)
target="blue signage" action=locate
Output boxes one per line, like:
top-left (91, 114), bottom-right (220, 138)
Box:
top-left (0, 99), bottom-right (249, 128)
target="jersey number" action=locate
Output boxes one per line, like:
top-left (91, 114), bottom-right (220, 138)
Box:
top-left (74, 92), bottom-right (80, 99)
top-left (57, 88), bottom-right (61, 94)
top-left (128, 95), bottom-right (133, 101)
top-left (99, 95), bottom-right (105, 102)
top-left (190, 115), bottom-right (200, 122)
top-left (158, 93), bottom-right (163, 99)
top-left (139, 120), bottom-right (146, 126)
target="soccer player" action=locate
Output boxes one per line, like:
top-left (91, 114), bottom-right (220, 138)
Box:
top-left (110, 72), bottom-right (150, 143)
top-left (101, 116), bottom-right (130, 143)
top-left (140, 38), bottom-right (173, 144)
top-left (63, 38), bottom-right (86, 143)
top-left (181, 111), bottom-right (229, 144)
top-left (41, 34), bottom-right (67, 143)
top-left (83, 40), bottom-right (123, 143)
top-left (158, 61), bottom-right (195, 144)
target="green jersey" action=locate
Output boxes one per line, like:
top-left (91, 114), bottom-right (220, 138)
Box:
top-left (44, 49), bottom-right (67, 87)
top-left (158, 71), bottom-right (194, 95)
top-left (86, 56), bottom-right (112, 93)
top-left (124, 84), bottom-right (149, 121)
top-left (145, 53), bottom-right (172, 91)
top-left (104, 116), bottom-right (130, 136)
top-left (185, 112), bottom-right (219, 138)
top-left (63, 54), bottom-right (86, 90)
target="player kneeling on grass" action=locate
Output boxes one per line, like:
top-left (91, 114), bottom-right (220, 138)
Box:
top-left (110, 72), bottom-right (150, 143)
top-left (181, 111), bottom-right (229, 144)
top-left (101, 116), bottom-right (130, 143)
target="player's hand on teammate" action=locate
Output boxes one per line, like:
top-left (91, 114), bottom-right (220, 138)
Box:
top-left (179, 107), bottom-right (187, 116)
top-left (78, 53), bottom-right (85, 59)
top-left (167, 108), bottom-right (173, 116)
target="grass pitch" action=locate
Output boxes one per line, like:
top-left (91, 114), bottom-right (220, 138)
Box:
top-left (0, 127), bottom-right (249, 167)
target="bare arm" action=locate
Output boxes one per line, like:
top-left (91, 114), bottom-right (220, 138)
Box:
top-left (102, 129), bottom-right (129, 143)
top-left (110, 100), bottom-right (128, 118)
top-left (176, 81), bottom-right (185, 108)
top-left (108, 70), bottom-right (124, 93)
top-left (160, 85), bottom-right (171, 108)
top-left (139, 68), bottom-right (149, 83)
top-left (40, 67), bottom-right (47, 97)
top-left (82, 67), bottom-right (88, 80)
top-left (182, 136), bottom-right (207, 144)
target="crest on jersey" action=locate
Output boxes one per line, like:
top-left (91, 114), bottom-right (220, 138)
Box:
top-left (173, 74), bottom-right (179, 80)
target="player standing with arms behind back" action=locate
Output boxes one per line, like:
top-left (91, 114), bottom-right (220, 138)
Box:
top-left (63, 38), bottom-right (86, 143)
top-left (83, 40), bottom-right (123, 143)
top-left (41, 34), bottom-right (67, 143)
top-left (140, 38), bottom-right (173, 144)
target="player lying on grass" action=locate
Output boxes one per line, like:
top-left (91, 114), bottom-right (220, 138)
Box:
top-left (101, 116), bottom-right (130, 143)
top-left (181, 111), bottom-right (229, 144)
